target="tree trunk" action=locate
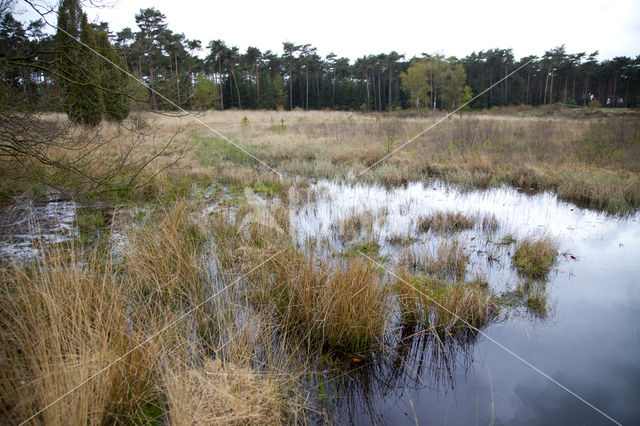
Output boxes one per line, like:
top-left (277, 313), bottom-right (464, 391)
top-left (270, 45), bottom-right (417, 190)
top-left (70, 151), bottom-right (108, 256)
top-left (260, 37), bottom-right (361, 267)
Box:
top-left (549, 68), bottom-right (554, 107)
top-left (218, 58), bottom-right (224, 110)
top-left (332, 68), bottom-right (336, 105)
top-left (288, 58), bottom-right (293, 110)
top-left (504, 62), bottom-right (508, 105)
top-left (255, 60), bottom-right (260, 108)
top-left (543, 65), bottom-right (550, 105)
top-left (305, 58), bottom-right (309, 110)
top-left (315, 70), bottom-right (320, 108)
top-left (388, 62), bottom-right (392, 111)
top-left (175, 53), bottom-right (181, 105)
top-left (378, 67), bottom-right (382, 112)
top-left (372, 70), bottom-right (377, 111)
top-left (149, 54), bottom-right (157, 110)
top-left (612, 73), bottom-right (617, 107)
top-left (364, 68), bottom-right (370, 111)
top-left (526, 69), bottom-right (530, 104)
top-left (583, 73), bottom-right (590, 106)
top-left (230, 66), bottom-right (241, 109)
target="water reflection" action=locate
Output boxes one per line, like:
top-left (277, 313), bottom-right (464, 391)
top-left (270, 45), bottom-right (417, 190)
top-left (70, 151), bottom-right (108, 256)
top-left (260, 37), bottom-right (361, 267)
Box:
top-left (289, 180), bottom-right (640, 425)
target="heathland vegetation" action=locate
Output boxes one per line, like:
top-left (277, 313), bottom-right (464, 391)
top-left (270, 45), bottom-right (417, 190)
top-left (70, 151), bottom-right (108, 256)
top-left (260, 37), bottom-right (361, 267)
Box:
top-left (0, 0), bottom-right (639, 424)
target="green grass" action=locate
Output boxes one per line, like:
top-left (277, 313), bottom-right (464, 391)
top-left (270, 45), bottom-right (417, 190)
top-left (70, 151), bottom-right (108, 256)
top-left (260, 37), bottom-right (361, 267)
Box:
top-left (512, 234), bottom-right (559, 279)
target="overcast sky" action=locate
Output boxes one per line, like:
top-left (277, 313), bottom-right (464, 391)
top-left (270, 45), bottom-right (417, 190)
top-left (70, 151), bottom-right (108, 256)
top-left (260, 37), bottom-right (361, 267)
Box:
top-left (19, 0), bottom-right (640, 61)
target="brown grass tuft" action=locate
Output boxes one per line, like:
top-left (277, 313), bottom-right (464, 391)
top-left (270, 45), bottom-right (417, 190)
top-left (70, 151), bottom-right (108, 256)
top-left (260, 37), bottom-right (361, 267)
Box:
top-left (418, 211), bottom-right (476, 234)
top-left (164, 360), bottom-right (287, 425)
top-left (512, 233), bottom-right (559, 279)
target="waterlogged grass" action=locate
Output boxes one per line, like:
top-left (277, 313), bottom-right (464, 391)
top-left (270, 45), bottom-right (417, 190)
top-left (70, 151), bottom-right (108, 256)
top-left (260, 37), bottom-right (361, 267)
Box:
top-left (512, 234), bottom-right (559, 279)
top-left (163, 359), bottom-right (288, 425)
top-left (250, 250), bottom-right (391, 353)
top-left (187, 110), bottom-right (640, 215)
top-left (0, 201), bottom-right (310, 424)
top-left (392, 263), bottom-right (498, 335)
top-left (418, 211), bottom-right (476, 234)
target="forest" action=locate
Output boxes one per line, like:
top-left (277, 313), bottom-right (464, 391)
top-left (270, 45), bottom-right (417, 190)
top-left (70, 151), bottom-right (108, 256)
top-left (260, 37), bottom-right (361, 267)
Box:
top-left (2, 4), bottom-right (639, 121)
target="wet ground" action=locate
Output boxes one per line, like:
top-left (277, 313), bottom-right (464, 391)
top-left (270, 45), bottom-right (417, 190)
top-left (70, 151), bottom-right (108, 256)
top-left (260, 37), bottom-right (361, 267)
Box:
top-left (2, 181), bottom-right (639, 424)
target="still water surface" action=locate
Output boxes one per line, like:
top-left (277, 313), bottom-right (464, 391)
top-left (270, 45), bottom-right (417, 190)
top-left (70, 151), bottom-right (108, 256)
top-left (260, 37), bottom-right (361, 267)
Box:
top-left (291, 180), bottom-right (640, 425)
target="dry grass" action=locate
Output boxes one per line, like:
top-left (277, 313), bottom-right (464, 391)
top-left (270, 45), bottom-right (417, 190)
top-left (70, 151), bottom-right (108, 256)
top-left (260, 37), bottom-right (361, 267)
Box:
top-left (182, 109), bottom-right (640, 214)
top-left (248, 248), bottom-right (391, 353)
top-left (0, 201), bottom-right (310, 424)
top-left (164, 359), bottom-right (287, 426)
top-left (0, 247), bottom-right (168, 425)
top-left (418, 211), bottom-right (477, 234)
top-left (481, 213), bottom-right (499, 233)
top-left (512, 234), bottom-right (559, 279)
top-left (334, 208), bottom-right (376, 243)
top-left (392, 259), bottom-right (498, 334)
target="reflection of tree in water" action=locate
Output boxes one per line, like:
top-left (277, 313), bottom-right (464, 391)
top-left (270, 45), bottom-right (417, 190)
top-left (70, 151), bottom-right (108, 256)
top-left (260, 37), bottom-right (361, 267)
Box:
top-left (314, 324), bottom-right (479, 424)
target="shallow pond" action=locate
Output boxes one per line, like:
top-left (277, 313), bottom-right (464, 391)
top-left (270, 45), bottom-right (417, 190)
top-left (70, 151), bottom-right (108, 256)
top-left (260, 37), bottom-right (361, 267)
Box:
top-left (290, 180), bottom-right (640, 425)
top-left (2, 180), bottom-right (639, 425)
top-left (0, 197), bottom-right (77, 259)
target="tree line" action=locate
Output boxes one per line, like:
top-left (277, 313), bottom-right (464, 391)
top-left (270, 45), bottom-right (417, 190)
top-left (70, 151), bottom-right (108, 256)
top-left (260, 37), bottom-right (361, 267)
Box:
top-left (1, 3), bottom-right (639, 126)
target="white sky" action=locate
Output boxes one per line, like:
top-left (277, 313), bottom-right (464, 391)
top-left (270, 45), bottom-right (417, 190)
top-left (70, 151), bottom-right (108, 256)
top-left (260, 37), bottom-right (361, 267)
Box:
top-left (18, 0), bottom-right (640, 61)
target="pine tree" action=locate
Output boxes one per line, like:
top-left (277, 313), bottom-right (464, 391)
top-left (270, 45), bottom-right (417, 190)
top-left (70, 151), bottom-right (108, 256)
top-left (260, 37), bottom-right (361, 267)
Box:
top-left (94, 28), bottom-right (130, 121)
top-left (55, 0), bottom-right (104, 125)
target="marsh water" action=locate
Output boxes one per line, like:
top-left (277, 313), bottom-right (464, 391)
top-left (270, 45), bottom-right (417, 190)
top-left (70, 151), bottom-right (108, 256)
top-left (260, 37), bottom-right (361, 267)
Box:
top-left (2, 180), bottom-right (639, 424)
top-left (291, 180), bottom-right (640, 425)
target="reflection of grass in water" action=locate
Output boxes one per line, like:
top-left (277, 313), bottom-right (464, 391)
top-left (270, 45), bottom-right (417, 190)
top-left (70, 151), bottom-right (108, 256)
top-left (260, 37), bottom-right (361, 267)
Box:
top-left (518, 279), bottom-right (549, 316)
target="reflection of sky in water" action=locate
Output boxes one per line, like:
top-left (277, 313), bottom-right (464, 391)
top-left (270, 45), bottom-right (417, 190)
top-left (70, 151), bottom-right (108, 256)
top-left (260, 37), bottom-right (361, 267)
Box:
top-left (0, 200), bottom-right (77, 259)
top-left (293, 181), bottom-right (640, 425)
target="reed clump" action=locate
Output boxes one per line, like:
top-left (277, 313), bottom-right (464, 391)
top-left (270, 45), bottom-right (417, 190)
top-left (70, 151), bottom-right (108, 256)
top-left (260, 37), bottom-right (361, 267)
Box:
top-left (0, 247), bottom-right (168, 425)
top-left (418, 211), bottom-right (476, 234)
top-left (163, 359), bottom-right (288, 425)
top-left (512, 234), bottom-right (559, 279)
top-left (392, 260), bottom-right (498, 335)
top-left (250, 250), bottom-right (391, 353)
top-left (334, 209), bottom-right (375, 242)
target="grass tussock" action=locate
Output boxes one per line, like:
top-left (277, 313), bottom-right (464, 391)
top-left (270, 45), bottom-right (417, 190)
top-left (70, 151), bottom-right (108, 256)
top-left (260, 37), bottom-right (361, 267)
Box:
top-left (164, 360), bottom-right (287, 426)
top-left (481, 213), bottom-right (499, 233)
top-left (392, 260), bottom-right (498, 335)
top-left (418, 211), bottom-right (476, 234)
top-left (0, 247), bottom-right (167, 425)
top-left (411, 239), bottom-right (469, 282)
top-left (512, 234), bottom-right (559, 279)
top-left (334, 209), bottom-right (375, 242)
top-left (249, 250), bottom-right (391, 353)
top-left (0, 202), bottom-right (309, 424)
